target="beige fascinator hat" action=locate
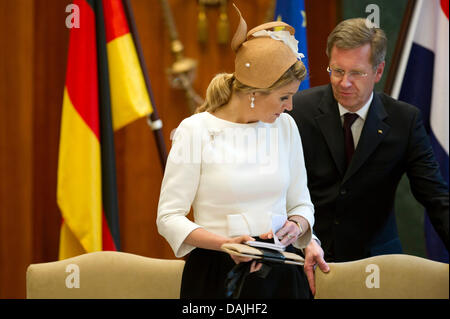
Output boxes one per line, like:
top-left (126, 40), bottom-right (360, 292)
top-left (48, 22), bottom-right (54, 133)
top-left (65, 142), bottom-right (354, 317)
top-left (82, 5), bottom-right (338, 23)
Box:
top-left (231, 4), bottom-right (305, 89)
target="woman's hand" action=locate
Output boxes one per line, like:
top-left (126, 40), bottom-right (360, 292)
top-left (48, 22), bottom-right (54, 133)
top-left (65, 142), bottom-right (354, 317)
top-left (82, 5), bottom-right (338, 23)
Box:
top-left (225, 235), bottom-right (262, 273)
top-left (276, 219), bottom-right (301, 246)
top-left (259, 231), bottom-right (274, 240)
top-left (261, 216), bottom-right (309, 246)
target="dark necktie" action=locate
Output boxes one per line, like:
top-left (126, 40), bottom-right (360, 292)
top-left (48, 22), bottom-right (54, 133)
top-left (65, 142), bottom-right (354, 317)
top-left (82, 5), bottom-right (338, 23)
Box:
top-left (343, 113), bottom-right (359, 167)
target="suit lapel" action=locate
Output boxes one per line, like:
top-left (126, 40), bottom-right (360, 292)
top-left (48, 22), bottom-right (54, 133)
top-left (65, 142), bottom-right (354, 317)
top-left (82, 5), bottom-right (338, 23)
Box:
top-left (315, 86), bottom-right (346, 177)
top-left (343, 93), bottom-right (390, 183)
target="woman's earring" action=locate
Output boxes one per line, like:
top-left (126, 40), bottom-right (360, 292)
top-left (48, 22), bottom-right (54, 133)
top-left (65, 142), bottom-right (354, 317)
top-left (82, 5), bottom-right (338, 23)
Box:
top-left (250, 96), bottom-right (255, 108)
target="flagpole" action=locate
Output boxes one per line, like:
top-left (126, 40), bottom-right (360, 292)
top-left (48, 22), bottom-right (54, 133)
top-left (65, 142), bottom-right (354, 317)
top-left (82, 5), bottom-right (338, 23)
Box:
top-left (384, 0), bottom-right (417, 96)
top-left (95, 0), bottom-right (121, 251)
top-left (122, 0), bottom-right (168, 170)
top-left (388, 0), bottom-right (422, 99)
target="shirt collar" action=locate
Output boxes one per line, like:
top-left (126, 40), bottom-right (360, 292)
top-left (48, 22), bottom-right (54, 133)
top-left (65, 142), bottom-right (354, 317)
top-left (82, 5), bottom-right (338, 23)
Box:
top-left (338, 92), bottom-right (373, 120)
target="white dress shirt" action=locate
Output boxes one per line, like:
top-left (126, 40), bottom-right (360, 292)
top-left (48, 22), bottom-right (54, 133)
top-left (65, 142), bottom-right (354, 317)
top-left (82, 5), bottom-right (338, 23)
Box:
top-left (338, 92), bottom-right (373, 149)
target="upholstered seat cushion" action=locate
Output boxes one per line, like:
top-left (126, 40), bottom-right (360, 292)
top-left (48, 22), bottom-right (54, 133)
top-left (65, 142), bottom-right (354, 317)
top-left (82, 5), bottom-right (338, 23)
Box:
top-left (315, 254), bottom-right (449, 299)
top-left (26, 251), bottom-right (185, 299)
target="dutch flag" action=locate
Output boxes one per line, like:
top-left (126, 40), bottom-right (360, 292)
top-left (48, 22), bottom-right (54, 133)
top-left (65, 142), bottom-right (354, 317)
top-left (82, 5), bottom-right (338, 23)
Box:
top-left (392, 0), bottom-right (449, 262)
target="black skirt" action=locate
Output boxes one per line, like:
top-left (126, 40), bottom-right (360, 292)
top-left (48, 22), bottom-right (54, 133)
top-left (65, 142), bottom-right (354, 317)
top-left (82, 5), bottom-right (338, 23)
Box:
top-left (180, 243), bottom-right (313, 299)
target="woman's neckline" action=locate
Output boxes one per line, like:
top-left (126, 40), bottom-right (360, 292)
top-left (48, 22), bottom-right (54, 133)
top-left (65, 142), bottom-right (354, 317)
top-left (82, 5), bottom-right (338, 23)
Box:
top-left (204, 111), bottom-right (261, 127)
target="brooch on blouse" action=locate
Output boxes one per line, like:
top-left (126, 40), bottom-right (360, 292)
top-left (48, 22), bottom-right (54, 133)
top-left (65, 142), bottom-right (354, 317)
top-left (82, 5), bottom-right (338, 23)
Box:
top-left (208, 128), bottom-right (222, 146)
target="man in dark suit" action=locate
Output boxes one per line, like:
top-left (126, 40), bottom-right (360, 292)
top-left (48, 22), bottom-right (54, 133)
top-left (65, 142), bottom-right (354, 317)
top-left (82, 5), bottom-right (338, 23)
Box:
top-left (290, 18), bottom-right (448, 291)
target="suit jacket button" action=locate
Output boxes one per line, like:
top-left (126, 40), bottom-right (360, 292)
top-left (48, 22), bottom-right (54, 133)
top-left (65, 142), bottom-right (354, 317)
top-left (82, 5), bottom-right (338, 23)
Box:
top-left (340, 188), bottom-right (347, 195)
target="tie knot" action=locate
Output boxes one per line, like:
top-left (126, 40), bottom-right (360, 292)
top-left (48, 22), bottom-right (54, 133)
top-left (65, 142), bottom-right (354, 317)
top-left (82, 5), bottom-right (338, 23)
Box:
top-left (344, 113), bottom-right (359, 128)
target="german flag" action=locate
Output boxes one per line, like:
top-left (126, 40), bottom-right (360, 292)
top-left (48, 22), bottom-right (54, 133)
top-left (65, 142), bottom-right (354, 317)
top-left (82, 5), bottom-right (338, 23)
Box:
top-left (58, 0), bottom-right (152, 259)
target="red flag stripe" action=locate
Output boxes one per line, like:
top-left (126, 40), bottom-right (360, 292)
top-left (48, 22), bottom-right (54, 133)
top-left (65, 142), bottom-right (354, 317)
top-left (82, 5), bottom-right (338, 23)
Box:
top-left (102, 212), bottom-right (117, 250)
top-left (65, 0), bottom-right (100, 140)
top-left (103, 0), bottom-right (130, 43)
top-left (441, 0), bottom-right (449, 20)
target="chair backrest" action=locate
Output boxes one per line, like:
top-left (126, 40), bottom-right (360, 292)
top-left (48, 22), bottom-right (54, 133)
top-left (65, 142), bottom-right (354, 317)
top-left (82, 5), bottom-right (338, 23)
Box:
top-left (26, 251), bottom-right (185, 299)
top-left (315, 254), bottom-right (449, 299)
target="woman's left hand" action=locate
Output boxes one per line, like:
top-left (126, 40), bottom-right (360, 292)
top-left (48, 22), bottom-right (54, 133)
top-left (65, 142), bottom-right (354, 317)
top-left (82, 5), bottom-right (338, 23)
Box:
top-left (275, 219), bottom-right (302, 246)
top-left (260, 217), bottom-right (308, 246)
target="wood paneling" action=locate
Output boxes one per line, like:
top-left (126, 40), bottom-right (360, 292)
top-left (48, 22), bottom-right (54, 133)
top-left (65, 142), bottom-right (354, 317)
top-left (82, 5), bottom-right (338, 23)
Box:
top-left (305, 0), bottom-right (339, 86)
top-left (0, 0), bottom-right (337, 298)
top-left (0, 0), bottom-right (35, 299)
top-left (32, 0), bottom-right (70, 266)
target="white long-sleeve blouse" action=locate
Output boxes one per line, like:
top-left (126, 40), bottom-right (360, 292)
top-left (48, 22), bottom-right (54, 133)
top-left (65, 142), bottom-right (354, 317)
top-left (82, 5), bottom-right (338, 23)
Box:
top-left (157, 111), bottom-right (315, 257)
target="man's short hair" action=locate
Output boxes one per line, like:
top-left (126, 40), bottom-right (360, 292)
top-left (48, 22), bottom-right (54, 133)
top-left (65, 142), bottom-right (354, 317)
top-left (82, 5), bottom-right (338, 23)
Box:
top-left (326, 18), bottom-right (387, 68)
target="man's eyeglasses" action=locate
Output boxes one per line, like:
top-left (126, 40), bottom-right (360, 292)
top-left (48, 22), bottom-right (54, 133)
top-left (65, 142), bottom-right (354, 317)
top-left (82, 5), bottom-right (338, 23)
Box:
top-left (327, 66), bottom-right (368, 80)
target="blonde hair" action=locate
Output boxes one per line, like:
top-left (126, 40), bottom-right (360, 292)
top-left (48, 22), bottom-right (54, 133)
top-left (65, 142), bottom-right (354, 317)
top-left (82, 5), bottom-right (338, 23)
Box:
top-left (196, 60), bottom-right (306, 113)
top-left (326, 18), bottom-right (387, 68)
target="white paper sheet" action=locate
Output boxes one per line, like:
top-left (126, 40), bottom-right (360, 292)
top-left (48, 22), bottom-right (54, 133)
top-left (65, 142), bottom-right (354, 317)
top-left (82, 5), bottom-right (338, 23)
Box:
top-left (246, 214), bottom-right (287, 251)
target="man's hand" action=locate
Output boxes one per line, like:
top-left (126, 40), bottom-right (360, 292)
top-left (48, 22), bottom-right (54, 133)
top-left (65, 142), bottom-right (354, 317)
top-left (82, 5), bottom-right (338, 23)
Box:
top-left (304, 239), bottom-right (329, 295)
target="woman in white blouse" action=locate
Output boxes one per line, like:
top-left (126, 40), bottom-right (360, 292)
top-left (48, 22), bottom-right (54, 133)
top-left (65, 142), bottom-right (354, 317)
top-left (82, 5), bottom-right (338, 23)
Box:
top-left (157, 6), bottom-right (318, 299)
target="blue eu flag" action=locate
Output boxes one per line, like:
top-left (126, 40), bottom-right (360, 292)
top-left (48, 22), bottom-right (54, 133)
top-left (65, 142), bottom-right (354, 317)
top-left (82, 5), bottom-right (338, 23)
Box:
top-left (274, 0), bottom-right (310, 90)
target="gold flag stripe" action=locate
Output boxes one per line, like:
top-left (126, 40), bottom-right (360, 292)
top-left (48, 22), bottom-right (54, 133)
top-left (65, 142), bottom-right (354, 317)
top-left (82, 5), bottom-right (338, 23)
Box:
top-left (107, 33), bottom-right (153, 131)
top-left (57, 87), bottom-right (103, 255)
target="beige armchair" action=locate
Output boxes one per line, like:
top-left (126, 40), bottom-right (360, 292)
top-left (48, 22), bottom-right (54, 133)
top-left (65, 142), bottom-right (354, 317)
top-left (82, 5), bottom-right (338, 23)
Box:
top-left (27, 251), bottom-right (448, 299)
top-left (26, 251), bottom-right (185, 299)
top-left (314, 254), bottom-right (449, 299)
